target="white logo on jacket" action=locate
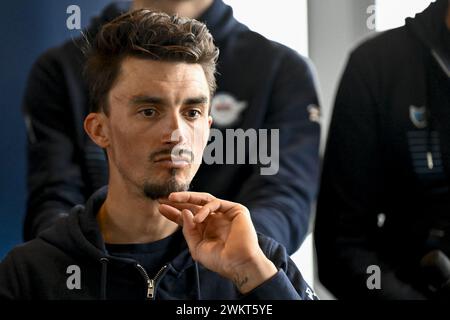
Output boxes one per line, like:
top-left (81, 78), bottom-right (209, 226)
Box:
top-left (211, 93), bottom-right (247, 127)
top-left (307, 104), bottom-right (321, 123)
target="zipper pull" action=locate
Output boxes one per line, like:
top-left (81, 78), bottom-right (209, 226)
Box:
top-left (147, 279), bottom-right (155, 299)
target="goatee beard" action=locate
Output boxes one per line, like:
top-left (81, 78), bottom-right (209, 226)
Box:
top-left (143, 169), bottom-right (190, 200)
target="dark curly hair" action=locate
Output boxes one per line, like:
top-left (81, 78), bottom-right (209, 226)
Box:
top-left (84, 9), bottom-right (219, 114)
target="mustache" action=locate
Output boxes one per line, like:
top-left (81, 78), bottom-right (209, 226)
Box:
top-left (149, 147), bottom-right (194, 163)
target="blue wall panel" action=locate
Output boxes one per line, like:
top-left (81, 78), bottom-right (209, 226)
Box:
top-left (0, 0), bottom-right (113, 259)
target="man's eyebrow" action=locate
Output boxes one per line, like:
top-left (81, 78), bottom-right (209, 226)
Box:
top-left (129, 95), bottom-right (209, 107)
top-left (183, 96), bottom-right (209, 105)
top-left (129, 95), bottom-right (166, 106)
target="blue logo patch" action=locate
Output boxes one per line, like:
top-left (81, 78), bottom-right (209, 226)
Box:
top-left (409, 105), bottom-right (427, 129)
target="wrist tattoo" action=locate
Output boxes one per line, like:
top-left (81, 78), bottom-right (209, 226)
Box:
top-left (233, 274), bottom-right (249, 289)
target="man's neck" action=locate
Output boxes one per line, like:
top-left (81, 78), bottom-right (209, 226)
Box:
top-left (132, 0), bottom-right (214, 19)
top-left (98, 180), bottom-right (178, 244)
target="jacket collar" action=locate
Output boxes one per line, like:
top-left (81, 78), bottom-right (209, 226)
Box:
top-left (77, 186), bottom-right (196, 273)
top-left (406, 0), bottom-right (450, 77)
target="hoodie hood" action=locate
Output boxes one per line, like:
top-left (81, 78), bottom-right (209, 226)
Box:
top-left (2, 183), bottom-right (312, 300)
top-left (38, 186), bottom-right (109, 262)
top-left (197, 0), bottom-right (247, 44)
top-left (406, 0), bottom-right (450, 77)
top-left (85, 1), bottom-right (130, 38)
top-left (31, 186), bottom-right (308, 300)
top-left (85, 0), bottom-right (245, 47)
top-left (37, 186), bottom-right (199, 299)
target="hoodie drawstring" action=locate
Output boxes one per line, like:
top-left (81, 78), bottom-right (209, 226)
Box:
top-left (194, 261), bottom-right (202, 300)
top-left (424, 47), bottom-right (438, 171)
top-left (99, 257), bottom-right (109, 300)
top-left (426, 108), bottom-right (434, 170)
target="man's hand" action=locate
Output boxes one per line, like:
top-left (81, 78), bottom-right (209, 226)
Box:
top-left (158, 192), bottom-right (277, 294)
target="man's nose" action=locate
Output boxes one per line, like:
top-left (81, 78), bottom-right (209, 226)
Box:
top-left (161, 113), bottom-right (189, 145)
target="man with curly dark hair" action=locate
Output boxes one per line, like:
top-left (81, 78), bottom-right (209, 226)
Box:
top-left (0, 10), bottom-right (317, 300)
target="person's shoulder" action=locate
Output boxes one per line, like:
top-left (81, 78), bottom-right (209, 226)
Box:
top-left (350, 26), bottom-right (417, 63)
top-left (1, 238), bottom-right (49, 266)
top-left (234, 28), bottom-right (310, 66)
top-left (237, 29), bottom-right (287, 51)
top-left (2, 210), bottom-right (80, 267)
top-left (31, 36), bottom-right (86, 74)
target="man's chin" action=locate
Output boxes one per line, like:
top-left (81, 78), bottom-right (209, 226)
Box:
top-left (142, 180), bottom-right (190, 200)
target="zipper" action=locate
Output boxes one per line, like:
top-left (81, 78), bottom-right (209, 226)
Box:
top-left (136, 264), bottom-right (168, 300)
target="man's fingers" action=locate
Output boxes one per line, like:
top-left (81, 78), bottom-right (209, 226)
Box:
top-left (194, 199), bottom-right (221, 223)
top-left (158, 204), bottom-right (183, 226)
top-left (168, 192), bottom-right (215, 206)
top-left (182, 209), bottom-right (196, 230)
top-left (158, 199), bottom-right (201, 214)
top-left (194, 199), bottom-right (242, 223)
top-left (166, 192), bottom-right (245, 224)
top-left (181, 209), bottom-right (202, 259)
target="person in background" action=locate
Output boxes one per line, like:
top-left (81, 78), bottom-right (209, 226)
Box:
top-left (315, 0), bottom-right (450, 299)
top-left (23, 0), bottom-right (320, 255)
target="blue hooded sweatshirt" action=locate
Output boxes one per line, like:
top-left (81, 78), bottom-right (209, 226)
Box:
top-left (0, 187), bottom-right (317, 300)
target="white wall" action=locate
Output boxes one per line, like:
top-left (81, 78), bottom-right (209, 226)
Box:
top-left (308, 0), bottom-right (376, 299)
top-left (223, 0), bottom-right (309, 56)
top-left (291, 233), bottom-right (315, 288)
top-left (308, 0), bottom-right (375, 152)
top-left (376, 0), bottom-right (434, 31)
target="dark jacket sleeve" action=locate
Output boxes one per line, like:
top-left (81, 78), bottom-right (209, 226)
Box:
top-left (0, 252), bottom-right (22, 300)
top-left (315, 50), bottom-right (426, 300)
top-left (235, 49), bottom-right (321, 254)
top-left (244, 235), bottom-right (318, 300)
top-left (22, 50), bottom-right (86, 241)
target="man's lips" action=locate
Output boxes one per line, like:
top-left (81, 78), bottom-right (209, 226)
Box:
top-left (154, 156), bottom-right (191, 168)
top-left (154, 156), bottom-right (191, 163)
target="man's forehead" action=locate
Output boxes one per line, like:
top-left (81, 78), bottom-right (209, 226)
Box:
top-left (119, 57), bottom-right (207, 85)
top-left (109, 57), bottom-right (209, 102)
top-left (106, 57), bottom-right (208, 105)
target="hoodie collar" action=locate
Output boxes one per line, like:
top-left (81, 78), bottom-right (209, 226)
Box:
top-left (40, 185), bottom-right (196, 273)
top-left (78, 186), bottom-right (109, 253)
top-left (406, 0), bottom-right (450, 77)
top-left (197, 0), bottom-right (246, 44)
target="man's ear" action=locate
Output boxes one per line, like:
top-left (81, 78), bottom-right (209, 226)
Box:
top-left (208, 115), bottom-right (213, 128)
top-left (84, 113), bottom-right (110, 148)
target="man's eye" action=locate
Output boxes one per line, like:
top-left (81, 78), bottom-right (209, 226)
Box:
top-left (140, 109), bottom-right (157, 117)
top-left (185, 109), bottom-right (201, 119)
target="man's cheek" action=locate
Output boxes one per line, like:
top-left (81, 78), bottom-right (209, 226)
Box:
top-left (189, 121), bottom-right (209, 162)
